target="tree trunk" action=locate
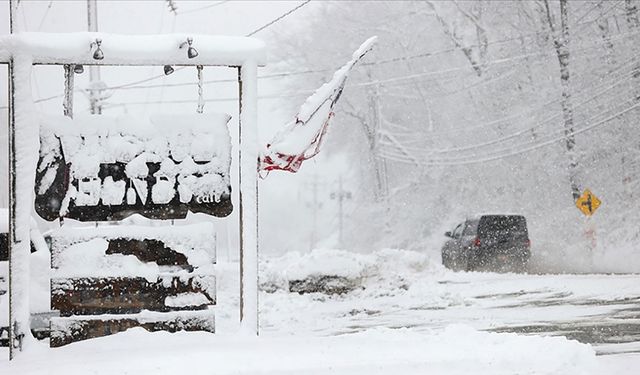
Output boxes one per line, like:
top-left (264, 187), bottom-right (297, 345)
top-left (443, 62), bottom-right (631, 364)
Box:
top-left (596, 1), bottom-right (616, 68)
top-left (625, 0), bottom-right (640, 29)
top-left (545, 0), bottom-right (581, 201)
top-left (368, 84), bottom-right (388, 202)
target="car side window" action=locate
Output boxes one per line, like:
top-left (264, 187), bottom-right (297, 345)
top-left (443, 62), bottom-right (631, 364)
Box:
top-left (463, 220), bottom-right (479, 236)
top-left (452, 223), bottom-right (464, 239)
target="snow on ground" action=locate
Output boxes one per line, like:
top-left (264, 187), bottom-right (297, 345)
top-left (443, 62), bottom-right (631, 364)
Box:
top-left (1, 324), bottom-right (596, 375)
top-left (3, 248), bottom-right (640, 373)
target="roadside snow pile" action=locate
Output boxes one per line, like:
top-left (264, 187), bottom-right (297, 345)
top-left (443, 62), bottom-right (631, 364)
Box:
top-left (1, 324), bottom-right (596, 375)
top-left (260, 248), bottom-right (446, 295)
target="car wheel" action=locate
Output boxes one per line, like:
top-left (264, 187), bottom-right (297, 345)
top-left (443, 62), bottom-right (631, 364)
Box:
top-left (514, 259), bottom-right (528, 273)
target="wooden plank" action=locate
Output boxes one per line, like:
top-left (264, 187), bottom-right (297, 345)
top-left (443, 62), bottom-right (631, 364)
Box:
top-left (49, 227), bottom-right (216, 271)
top-left (50, 310), bottom-right (215, 347)
top-left (52, 276), bottom-right (216, 316)
top-left (51, 238), bottom-right (196, 270)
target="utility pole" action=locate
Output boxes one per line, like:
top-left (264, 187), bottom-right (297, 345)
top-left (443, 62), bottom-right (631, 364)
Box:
top-left (330, 175), bottom-right (351, 249)
top-left (337, 176), bottom-right (344, 248)
top-left (310, 174), bottom-right (318, 251)
top-left (87, 0), bottom-right (103, 114)
top-left (302, 174), bottom-right (326, 251)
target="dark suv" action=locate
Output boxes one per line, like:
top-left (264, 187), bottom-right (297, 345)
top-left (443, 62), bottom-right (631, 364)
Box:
top-left (441, 215), bottom-right (531, 272)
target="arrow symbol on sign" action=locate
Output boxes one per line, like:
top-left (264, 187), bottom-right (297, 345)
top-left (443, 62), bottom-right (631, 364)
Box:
top-left (581, 194), bottom-right (593, 214)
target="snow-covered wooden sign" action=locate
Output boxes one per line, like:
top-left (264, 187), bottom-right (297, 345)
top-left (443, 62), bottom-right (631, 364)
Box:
top-left (35, 113), bottom-right (233, 221)
top-left (48, 223), bottom-right (217, 347)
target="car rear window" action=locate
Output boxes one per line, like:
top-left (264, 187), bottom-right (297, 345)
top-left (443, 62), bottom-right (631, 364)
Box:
top-left (478, 215), bottom-right (527, 237)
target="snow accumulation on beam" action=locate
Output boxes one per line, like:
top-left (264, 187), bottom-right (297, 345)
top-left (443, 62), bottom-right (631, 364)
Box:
top-left (0, 33), bottom-right (266, 66)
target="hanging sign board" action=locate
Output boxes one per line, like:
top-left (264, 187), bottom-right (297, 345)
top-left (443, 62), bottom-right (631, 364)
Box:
top-left (34, 113), bottom-right (234, 221)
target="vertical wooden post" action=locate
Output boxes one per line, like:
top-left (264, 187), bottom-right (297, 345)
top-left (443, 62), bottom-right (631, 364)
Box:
top-left (8, 0), bottom-right (19, 360)
top-left (238, 61), bottom-right (259, 335)
top-left (7, 56), bottom-right (18, 361)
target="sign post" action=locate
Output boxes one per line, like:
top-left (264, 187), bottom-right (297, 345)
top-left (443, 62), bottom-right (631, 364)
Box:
top-left (575, 189), bottom-right (601, 264)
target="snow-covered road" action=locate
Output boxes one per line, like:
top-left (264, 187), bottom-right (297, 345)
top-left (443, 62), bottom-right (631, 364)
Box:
top-left (3, 249), bottom-right (640, 373)
top-left (259, 270), bottom-right (640, 355)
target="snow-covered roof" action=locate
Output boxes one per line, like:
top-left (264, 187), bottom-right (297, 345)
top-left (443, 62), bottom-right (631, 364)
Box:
top-left (0, 32), bottom-right (266, 66)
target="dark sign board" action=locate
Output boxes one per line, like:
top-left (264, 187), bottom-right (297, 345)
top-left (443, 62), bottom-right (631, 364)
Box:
top-left (35, 114), bottom-right (233, 221)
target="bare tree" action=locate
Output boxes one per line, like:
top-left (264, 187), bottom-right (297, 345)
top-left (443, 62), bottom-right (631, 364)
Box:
top-left (543, 0), bottom-right (581, 201)
top-left (596, 1), bottom-right (616, 68)
top-left (626, 0), bottom-right (640, 28)
top-left (426, 1), bottom-right (489, 76)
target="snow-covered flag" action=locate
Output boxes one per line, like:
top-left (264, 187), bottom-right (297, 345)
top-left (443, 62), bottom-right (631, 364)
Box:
top-left (259, 36), bottom-right (378, 176)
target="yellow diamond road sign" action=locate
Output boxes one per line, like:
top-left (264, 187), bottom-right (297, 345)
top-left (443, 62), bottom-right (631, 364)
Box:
top-left (576, 189), bottom-right (601, 216)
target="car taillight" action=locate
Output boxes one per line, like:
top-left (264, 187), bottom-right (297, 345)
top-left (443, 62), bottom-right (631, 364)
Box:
top-left (473, 237), bottom-right (481, 247)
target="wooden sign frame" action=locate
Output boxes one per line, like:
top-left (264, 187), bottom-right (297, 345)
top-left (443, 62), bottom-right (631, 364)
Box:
top-left (1, 32), bottom-right (264, 358)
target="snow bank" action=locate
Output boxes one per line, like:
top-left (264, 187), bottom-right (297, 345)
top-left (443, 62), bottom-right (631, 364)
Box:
top-left (260, 248), bottom-right (446, 294)
top-left (0, 324), bottom-right (596, 375)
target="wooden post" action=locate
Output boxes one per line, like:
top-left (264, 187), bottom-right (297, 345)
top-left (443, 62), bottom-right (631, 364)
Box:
top-left (238, 61), bottom-right (259, 335)
top-left (8, 0), bottom-right (20, 360)
top-left (7, 56), bottom-right (18, 361)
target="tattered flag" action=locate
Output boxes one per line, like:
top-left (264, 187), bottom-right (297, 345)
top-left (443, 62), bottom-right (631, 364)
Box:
top-left (259, 36), bottom-right (378, 176)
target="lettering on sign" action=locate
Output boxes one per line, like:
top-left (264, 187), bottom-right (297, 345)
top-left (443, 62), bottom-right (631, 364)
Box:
top-left (34, 115), bottom-right (234, 221)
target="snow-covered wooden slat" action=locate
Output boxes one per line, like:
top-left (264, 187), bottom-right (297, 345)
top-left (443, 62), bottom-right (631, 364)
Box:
top-left (51, 276), bottom-right (216, 316)
top-left (0, 33), bottom-right (266, 66)
top-left (49, 309), bottom-right (215, 347)
top-left (48, 224), bottom-right (216, 346)
top-left (48, 224), bottom-right (217, 273)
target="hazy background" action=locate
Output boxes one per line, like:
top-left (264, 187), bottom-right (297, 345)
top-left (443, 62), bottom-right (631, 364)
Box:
top-left (1, 1), bottom-right (639, 273)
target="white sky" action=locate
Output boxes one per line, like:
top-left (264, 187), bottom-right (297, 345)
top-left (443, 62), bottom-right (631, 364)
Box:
top-left (0, 0), bottom-right (317, 135)
top-left (0, 0), bottom-right (347, 253)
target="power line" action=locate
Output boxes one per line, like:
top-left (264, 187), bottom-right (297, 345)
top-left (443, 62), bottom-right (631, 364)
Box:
top-left (6, 2), bottom-right (636, 111)
top-left (177, 0), bottom-right (229, 15)
top-left (36, 0), bottom-right (53, 31)
top-left (93, 28), bottom-right (640, 110)
top-left (3, 26), bottom-right (638, 111)
top-left (382, 79), bottom-right (637, 159)
top-left (34, 1), bottom-right (625, 100)
top-left (383, 52), bottom-right (640, 141)
top-left (378, 101), bottom-right (640, 167)
top-left (380, 90), bottom-right (639, 164)
top-left (246, 0), bottom-right (311, 37)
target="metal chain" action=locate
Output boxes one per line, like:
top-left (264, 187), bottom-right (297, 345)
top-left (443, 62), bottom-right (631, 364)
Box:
top-left (197, 65), bottom-right (204, 113)
top-left (63, 65), bottom-right (74, 118)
